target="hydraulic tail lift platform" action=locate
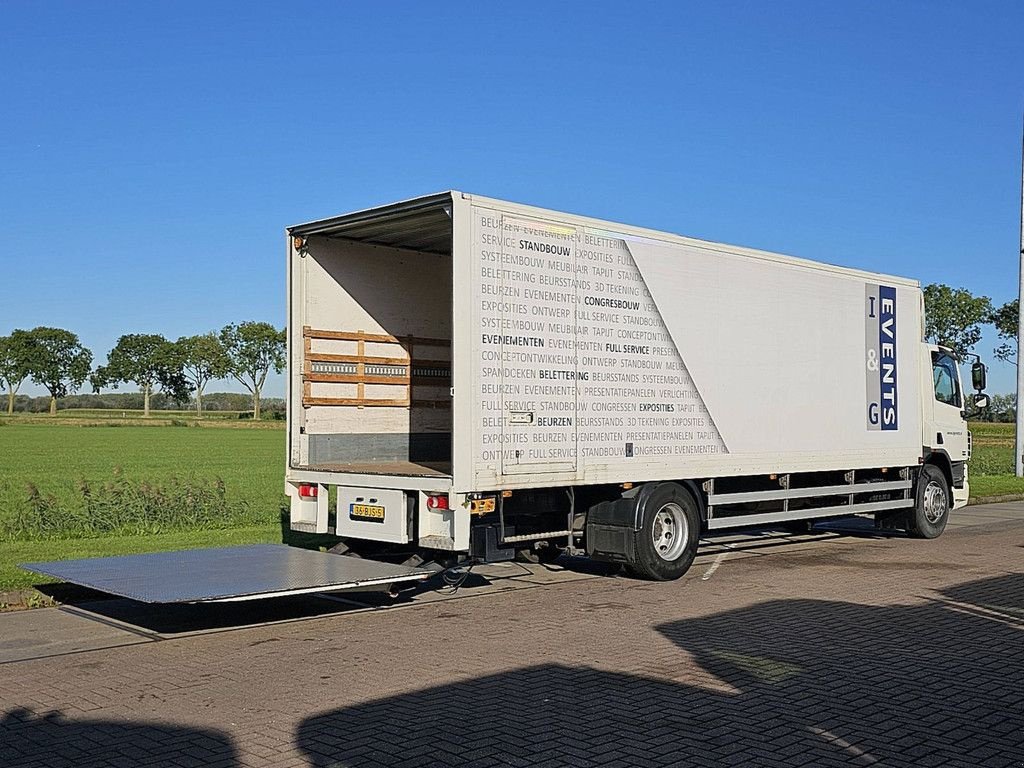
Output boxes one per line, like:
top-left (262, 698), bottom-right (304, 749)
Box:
top-left (20, 544), bottom-right (432, 603)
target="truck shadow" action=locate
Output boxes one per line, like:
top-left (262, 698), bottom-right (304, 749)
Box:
top-left (654, 575), bottom-right (1024, 765)
top-left (295, 573), bottom-right (1024, 767)
top-left (940, 571), bottom-right (1024, 619)
top-left (0, 707), bottom-right (239, 768)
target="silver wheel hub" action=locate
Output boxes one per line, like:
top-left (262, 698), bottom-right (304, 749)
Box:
top-left (651, 502), bottom-right (689, 561)
top-left (923, 481), bottom-right (947, 524)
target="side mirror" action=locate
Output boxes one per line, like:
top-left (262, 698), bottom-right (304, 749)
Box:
top-left (973, 394), bottom-right (989, 410)
top-left (971, 361), bottom-right (987, 392)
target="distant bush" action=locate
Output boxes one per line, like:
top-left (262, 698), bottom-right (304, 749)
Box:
top-left (3, 392), bottom-right (285, 414)
top-left (236, 407), bottom-right (284, 421)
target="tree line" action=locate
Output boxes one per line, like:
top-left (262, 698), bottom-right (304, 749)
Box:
top-left (0, 322), bottom-right (285, 419)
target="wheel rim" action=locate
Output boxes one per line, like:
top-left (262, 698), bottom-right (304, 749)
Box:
top-left (923, 481), bottom-right (947, 524)
top-left (651, 502), bottom-right (688, 561)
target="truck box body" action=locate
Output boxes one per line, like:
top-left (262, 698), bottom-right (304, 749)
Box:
top-left (289, 192), bottom-right (921, 479)
top-left (468, 207), bottom-right (921, 488)
top-left (286, 192), bottom-right (955, 554)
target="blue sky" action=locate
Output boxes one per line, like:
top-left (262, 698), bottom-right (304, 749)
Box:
top-left (1, 1), bottom-right (1022, 396)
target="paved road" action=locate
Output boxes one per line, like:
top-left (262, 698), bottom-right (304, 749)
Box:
top-left (2, 503), bottom-right (1023, 767)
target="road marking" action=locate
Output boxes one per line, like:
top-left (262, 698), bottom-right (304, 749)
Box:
top-left (928, 596), bottom-right (1024, 630)
top-left (807, 726), bottom-right (880, 764)
top-left (701, 553), bottom-right (726, 580)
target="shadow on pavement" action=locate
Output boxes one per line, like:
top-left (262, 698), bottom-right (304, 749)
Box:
top-left (655, 580), bottom-right (1024, 766)
top-left (296, 573), bottom-right (1024, 767)
top-left (59, 592), bottom-right (366, 635)
top-left (0, 707), bottom-right (238, 768)
top-left (940, 572), bottom-right (1024, 620)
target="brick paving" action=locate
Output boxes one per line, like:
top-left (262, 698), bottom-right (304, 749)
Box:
top-left (2, 514), bottom-right (1023, 767)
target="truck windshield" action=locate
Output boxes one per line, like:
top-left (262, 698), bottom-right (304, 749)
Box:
top-left (932, 351), bottom-right (961, 408)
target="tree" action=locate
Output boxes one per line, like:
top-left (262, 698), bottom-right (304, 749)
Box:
top-left (990, 299), bottom-right (1017, 367)
top-left (922, 284), bottom-right (993, 360)
top-left (0, 329), bottom-right (34, 415)
top-left (986, 393), bottom-right (1016, 423)
top-left (92, 334), bottom-right (189, 417)
top-left (177, 333), bottom-right (231, 417)
top-left (24, 327), bottom-right (93, 415)
top-left (219, 322), bottom-right (286, 419)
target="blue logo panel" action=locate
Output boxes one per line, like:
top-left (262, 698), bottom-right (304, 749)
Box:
top-left (865, 284), bottom-right (898, 431)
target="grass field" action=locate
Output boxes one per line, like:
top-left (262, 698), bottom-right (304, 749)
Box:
top-left (965, 421), bottom-right (1024, 498)
top-left (0, 415), bottom-right (285, 533)
top-left (0, 415), bottom-right (288, 594)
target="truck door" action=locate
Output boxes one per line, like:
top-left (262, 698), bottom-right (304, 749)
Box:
top-left (930, 349), bottom-right (969, 463)
top-left (499, 214), bottom-right (578, 476)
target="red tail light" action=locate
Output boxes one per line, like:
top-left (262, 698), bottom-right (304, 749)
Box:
top-left (426, 494), bottom-right (449, 510)
top-left (298, 484), bottom-right (318, 498)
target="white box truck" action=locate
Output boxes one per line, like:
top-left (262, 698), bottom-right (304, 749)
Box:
top-left (24, 191), bottom-right (990, 600)
top-left (284, 191), bottom-right (988, 580)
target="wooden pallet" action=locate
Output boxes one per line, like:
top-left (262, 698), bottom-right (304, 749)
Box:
top-left (301, 327), bottom-right (451, 408)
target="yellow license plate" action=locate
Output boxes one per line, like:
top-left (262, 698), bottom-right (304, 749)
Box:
top-left (470, 497), bottom-right (496, 514)
top-left (350, 503), bottom-right (385, 521)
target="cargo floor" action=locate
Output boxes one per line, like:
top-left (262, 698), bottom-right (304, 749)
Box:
top-left (301, 461), bottom-right (452, 477)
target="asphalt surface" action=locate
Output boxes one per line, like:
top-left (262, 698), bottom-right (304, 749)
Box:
top-left (2, 503), bottom-right (1023, 767)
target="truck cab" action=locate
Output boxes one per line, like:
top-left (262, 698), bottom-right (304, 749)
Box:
top-left (923, 345), bottom-right (983, 510)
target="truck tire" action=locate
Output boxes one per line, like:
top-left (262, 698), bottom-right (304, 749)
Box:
top-left (781, 519), bottom-right (815, 534)
top-left (627, 483), bottom-right (700, 580)
top-left (908, 464), bottom-right (949, 539)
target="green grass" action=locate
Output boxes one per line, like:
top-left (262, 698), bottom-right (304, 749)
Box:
top-left (970, 474), bottom-right (1024, 498)
top-left (0, 419), bottom-right (289, 592)
top-left (0, 421), bottom-right (287, 541)
top-left (0, 524), bottom-right (281, 592)
top-left (967, 421), bottom-right (1024, 499)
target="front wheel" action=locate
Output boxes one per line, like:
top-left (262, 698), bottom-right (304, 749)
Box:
top-left (907, 464), bottom-right (949, 539)
top-left (628, 484), bottom-right (700, 580)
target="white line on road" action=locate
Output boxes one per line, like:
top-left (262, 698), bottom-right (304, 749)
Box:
top-left (807, 726), bottom-right (880, 765)
top-left (701, 553), bottom-right (726, 580)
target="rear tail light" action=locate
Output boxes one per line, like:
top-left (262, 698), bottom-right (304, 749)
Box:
top-left (298, 484), bottom-right (318, 499)
top-left (426, 494), bottom-right (449, 510)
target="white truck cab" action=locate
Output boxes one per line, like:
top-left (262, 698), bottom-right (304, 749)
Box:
top-left (924, 346), bottom-right (987, 510)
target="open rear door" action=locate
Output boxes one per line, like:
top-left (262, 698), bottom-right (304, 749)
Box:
top-left (21, 545), bottom-right (432, 603)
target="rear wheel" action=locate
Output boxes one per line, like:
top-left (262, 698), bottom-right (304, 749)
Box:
top-left (628, 483), bottom-right (700, 581)
top-left (908, 464), bottom-right (949, 539)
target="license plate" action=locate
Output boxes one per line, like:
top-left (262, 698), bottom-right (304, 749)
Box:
top-left (350, 503), bottom-right (385, 522)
